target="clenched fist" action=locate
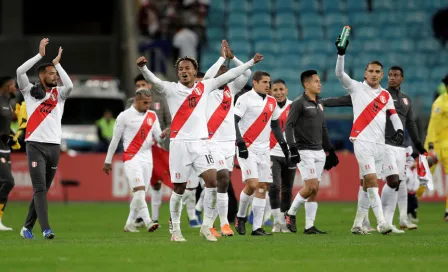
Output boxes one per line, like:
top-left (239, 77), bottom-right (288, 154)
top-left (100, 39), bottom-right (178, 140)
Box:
top-left (136, 56), bottom-right (148, 67)
top-left (253, 53), bottom-right (263, 64)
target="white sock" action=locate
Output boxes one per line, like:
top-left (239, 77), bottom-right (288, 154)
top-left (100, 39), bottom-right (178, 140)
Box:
top-left (237, 191), bottom-right (252, 218)
top-left (135, 190), bottom-right (152, 225)
top-left (202, 187), bottom-right (217, 228)
top-left (252, 197), bottom-right (266, 230)
top-left (288, 193), bottom-right (306, 215)
top-left (381, 184), bottom-right (398, 225)
top-left (217, 193), bottom-right (229, 227)
top-left (195, 189), bottom-right (205, 212)
top-left (263, 196), bottom-right (272, 223)
top-left (126, 193), bottom-right (140, 225)
top-left (354, 187), bottom-right (370, 227)
top-left (305, 202), bottom-right (318, 229)
top-left (272, 208), bottom-right (282, 224)
top-left (151, 189), bottom-right (162, 221)
top-left (186, 190), bottom-right (198, 221)
top-left (397, 181), bottom-right (408, 221)
top-left (169, 192), bottom-right (183, 231)
top-left (367, 187), bottom-right (386, 225)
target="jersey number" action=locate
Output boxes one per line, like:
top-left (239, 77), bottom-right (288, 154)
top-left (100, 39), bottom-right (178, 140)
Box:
top-left (205, 154), bottom-right (214, 164)
top-left (39, 102), bottom-right (53, 114)
top-left (222, 101), bottom-right (230, 111)
top-left (140, 129), bottom-right (146, 139)
top-left (188, 97), bottom-right (197, 108)
top-left (373, 102), bottom-right (379, 112)
top-left (280, 120), bottom-right (285, 130)
top-left (262, 112), bottom-right (268, 123)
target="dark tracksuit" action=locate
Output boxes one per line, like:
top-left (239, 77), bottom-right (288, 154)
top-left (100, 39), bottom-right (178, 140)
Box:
top-left (0, 94), bottom-right (14, 215)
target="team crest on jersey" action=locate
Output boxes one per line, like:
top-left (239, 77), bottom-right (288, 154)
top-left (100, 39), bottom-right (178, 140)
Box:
top-left (219, 160), bottom-right (224, 165)
top-left (153, 102), bottom-right (160, 110)
top-left (269, 103), bottom-right (274, 111)
top-left (147, 117), bottom-right (153, 126)
top-left (379, 95), bottom-right (386, 104)
top-left (224, 89), bottom-right (231, 98)
top-left (175, 173), bottom-right (181, 179)
top-left (246, 169), bottom-right (251, 175)
top-left (194, 87), bottom-right (202, 95)
top-left (49, 92), bottom-right (57, 101)
top-left (32, 161), bottom-right (37, 168)
top-left (318, 104), bottom-right (324, 111)
top-left (402, 98), bottom-right (408, 105)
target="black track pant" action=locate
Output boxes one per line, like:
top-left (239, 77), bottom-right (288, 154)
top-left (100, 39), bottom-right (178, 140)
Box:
top-left (0, 152), bottom-right (15, 217)
top-left (269, 155), bottom-right (296, 212)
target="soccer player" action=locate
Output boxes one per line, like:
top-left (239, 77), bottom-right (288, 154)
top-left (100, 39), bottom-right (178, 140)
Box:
top-left (425, 74), bottom-right (448, 221)
top-left (322, 66), bottom-right (423, 232)
top-left (0, 76), bottom-right (18, 231)
top-left (103, 88), bottom-right (164, 232)
top-left (137, 43), bottom-right (262, 242)
top-left (16, 38), bottom-right (73, 239)
top-left (334, 37), bottom-right (404, 234)
top-left (284, 70), bottom-right (338, 234)
top-left (133, 75), bottom-right (171, 226)
top-left (267, 79), bottom-right (295, 233)
top-left (200, 39), bottom-right (252, 236)
top-left (234, 71), bottom-right (289, 236)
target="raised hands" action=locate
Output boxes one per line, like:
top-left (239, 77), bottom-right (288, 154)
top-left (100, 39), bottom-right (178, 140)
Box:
top-left (222, 40), bottom-right (234, 59)
top-left (52, 47), bottom-right (63, 65)
top-left (253, 53), bottom-right (263, 64)
top-left (39, 38), bottom-right (49, 57)
top-left (137, 56), bottom-right (148, 67)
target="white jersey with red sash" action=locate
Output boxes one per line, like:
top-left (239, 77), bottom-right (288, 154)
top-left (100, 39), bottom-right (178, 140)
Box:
top-left (104, 107), bottom-right (161, 164)
top-left (234, 90), bottom-right (281, 153)
top-left (270, 99), bottom-right (292, 157)
top-left (22, 86), bottom-right (66, 144)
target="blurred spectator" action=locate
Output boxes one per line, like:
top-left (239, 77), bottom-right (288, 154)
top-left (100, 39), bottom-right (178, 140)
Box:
top-left (95, 110), bottom-right (115, 152)
top-left (432, 7), bottom-right (448, 46)
top-left (172, 20), bottom-right (199, 60)
top-left (138, 1), bottom-right (161, 38)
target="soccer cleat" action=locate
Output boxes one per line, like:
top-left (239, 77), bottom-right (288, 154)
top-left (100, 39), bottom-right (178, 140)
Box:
top-left (0, 221), bottom-right (13, 231)
top-left (304, 226), bottom-right (327, 234)
top-left (284, 212), bottom-right (297, 233)
top-left (20, 227), bottom-right (34, 239)
top-left (272, 223), bottom-right (282, 233)
top-left (362, 219), bottom-right (375, 232)
top-left (391, 225), bottom-right (405, 234)
top-left (134, 218), bottom-right (145, 228)
top-left (200, 225), bottom-right (217, 242)
top-left (220, 224), bottom-right (234, 236)
top-left (210, 227), bottom-right (221, 237)
top-left (168, 218), bottom-right (173, 234)
top-left (171, 230), bottom-right (186, 242)
top-left (234, 216), bottom-right (247, 235)
top-left (281, 224), bottom-right (291, 233)
top-left (377, 222), bottom-right (392, 235)
top-left (400, 218), bottom-right (417, 230)
top-left (195, 209), bottom-right (203, 225)
top-left (189, 219), bottom-right (201, 228)
top-left (124, 224), bottom-right (140, 232)
top-left (251, 228), bottom-right (272, 236)
top-left (351, 226), bottom-right (371, 235)
top-left (43, 229), bottom-right (55, 239)
top-left (146, 222), bottom-right (160, 232)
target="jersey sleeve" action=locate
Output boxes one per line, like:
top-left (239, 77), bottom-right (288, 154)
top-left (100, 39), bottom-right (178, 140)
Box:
top-left (138, 66), bottom-right (171, 95)
top-left (271, 102), bottom-right (281, 121)
top-left (233, 94), bottom-right (247, 118)
top-left (16, 53), bottom-right (42, 94)
top-left (152, 115), bottom-right (163, 143)
top-left (203, 59), bottom-right (255, 92)
top-left (203, 57), bottom-right (225, 80)
top-left (386, 95), bottom-right (403, 131)
top-left (229, 56), bottom-right (252, 92)
top-left (104, 113), bottom-right (125, 164)
top-left (424, 97), bottom-right (442, 148)
top-left (285, 100), bottom-right (302, 146)
top-left (321, 94), bottom-right (353, 107)
top-left (55, 64), bottom-right (74, 99)
top-left (335, 55), bottom-right (357, 92)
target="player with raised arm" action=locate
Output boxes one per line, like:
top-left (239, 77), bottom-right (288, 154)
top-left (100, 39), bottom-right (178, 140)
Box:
top-left (16, 38), bottom-right (73, 239)
top-left (284, 70), bottom-right (338, 234)
top-left (323, 66), bottom-right (423, 232)
top-left (233, 71), bottom-right (289, 236)
top-left (137, 42), bottom-right (262, 242)
top-left (103, 88), bottom-right (167, 233)
top-left (334, 36), bottom-right (404, 235)
top-left (267, 79), bottom-right (295, 233)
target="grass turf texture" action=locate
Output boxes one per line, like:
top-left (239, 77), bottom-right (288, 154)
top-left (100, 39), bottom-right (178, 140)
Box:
top-left (1, 202), bottom-right (447, 272)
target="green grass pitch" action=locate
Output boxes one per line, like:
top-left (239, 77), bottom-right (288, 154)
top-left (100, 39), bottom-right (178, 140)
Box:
top-left (1, 202), bottom-right (447, 272)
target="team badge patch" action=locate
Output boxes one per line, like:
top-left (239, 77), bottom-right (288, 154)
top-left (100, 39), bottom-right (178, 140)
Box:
top-left (402, 98), bottom-right (408, 105)
top-left (147, 118), bottom-right (153, 126)
top-left (153, 102), bottom-right (160, 110)
top-left (246, 169), bottom-right (251, 175)
top-left (224, 89), bottom-right (231, 98)
top-left (194, 87), bottom-right (202, 95)
top-left (219, 160), bottom-right (225, 165)
top-left (32, 161), bottom-right (38, 168)
top-left (50, 93), bottom-right (57, 101)
top-left (175, 173), bottom-right (181, 179)
top-left (379, 95), bottom-right (386, 104)
top-left (269, 103), bottom-right (274, 111)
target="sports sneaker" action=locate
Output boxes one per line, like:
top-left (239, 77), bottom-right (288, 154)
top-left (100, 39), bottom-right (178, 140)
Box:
top-left (200, 225), bottom-right (217, 242)
top-left (408, 213), bottom-right (419, 223)
top-left (235, 216), bottom-right (247, 235)
top-left (251, 228), bottom-right (272, 236)
top-left (304, 226), bottom-right (327, 234)
top-left (400, 218), bottom-right (417, 230)
top-left (210, 227), bottom-right (221, 237)
top-left (391, 225), bottom-right (405, 234)
top-left (377, 222), bottom-right (392, 235)
top-left (124, 224), bottom-right (140, 232)
top-left (43, 229), bottom-right (55, 239)
top-left (171, 230), bottom-right (186, 242)
top-left (134, 218), bottom-right (145, 228)
top-left (284, 212), bottom-right (297, 233)
top-left (0, 221), bottom-right (12, 231)
top-left (272, 223), bottom-right (282, 233)
top-left (168, 218), bottom-right (173, 234)
top-left (362, 219), bottom-right (375, 232)
top-left (281, 224), bottom-right (291, 233)
top-left (351, 226), bottom-right (371, 235)
top-left (220, 224), bottom-right (234, 236)
top-left (189, 219), bottom-right (201, 228)
top-left (146, 221), bottom-right (160, 232)
top-left (20, 227), bottom-right (34, 239)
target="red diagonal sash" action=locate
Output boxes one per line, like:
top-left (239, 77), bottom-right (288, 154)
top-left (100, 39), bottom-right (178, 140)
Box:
top-left (123, 111), bottom-right (156, 162)
top-left (243, 96), bottom-right (276, 148)
top-left (207, 86), bottom-right (232, 139)
top-left (270, 104), bottom-right (290, 149)
top-left (170, 82), bottom-right (205, 138)
top-left (350, 90), bottom-right (390, 138)
top-left (25, 88), bottom-right (59, 139)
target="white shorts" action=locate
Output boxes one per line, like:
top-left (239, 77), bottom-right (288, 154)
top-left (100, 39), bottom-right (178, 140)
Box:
top-left (237, 148), bottom-right (272, 183)
top-left (297, 149), bottom-right (326, 181)
top-left (382, 145), bottom-right (406, 180)
top-left (169, 140), bottom-right (215, 184)
top-left (208, 140), bottom-right (235, 171)
top-left (354, 140), bottom-right (385, 178)
top-left (124, 160), bottom-right (153, 189)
